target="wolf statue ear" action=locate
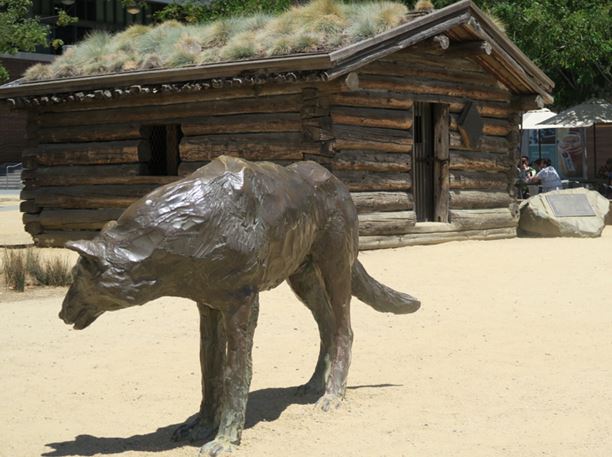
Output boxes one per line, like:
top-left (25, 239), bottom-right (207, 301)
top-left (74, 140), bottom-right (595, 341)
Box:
top-left (65, 240), bottom-right (103, 261)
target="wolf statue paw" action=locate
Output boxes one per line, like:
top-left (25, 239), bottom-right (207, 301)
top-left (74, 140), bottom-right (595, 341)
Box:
top-left (315, 393), bottom-right (343, 412)
top-left (172, 415), bottom-right (216, 443)
top-left (199, 437), bottom-right (235, 457)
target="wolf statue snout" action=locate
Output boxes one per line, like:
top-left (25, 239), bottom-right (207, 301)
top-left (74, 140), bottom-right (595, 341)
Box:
top-left (62, 156), bottom-right (420, 456)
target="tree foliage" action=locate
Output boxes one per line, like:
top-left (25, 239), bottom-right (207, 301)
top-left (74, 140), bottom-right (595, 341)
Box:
top-left (0, 0), bottom-right (49, 81)
top-left (428, 0), bottom-right (611, 108)
top-left (0, 0), bottom-right (77, 82)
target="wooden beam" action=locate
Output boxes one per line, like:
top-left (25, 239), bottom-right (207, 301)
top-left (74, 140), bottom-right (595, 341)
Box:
top-left (331, 106), bottom-right (412, 130)
top-left (333, 151), bottom-right (411, 173)
top-left (445, 40), bottom-right (492, 58)
top-left (449, 190), bottom-right (513, 209)
top-left (334, 170), bottom-right (412, 191)
top-left (350, 191), bottom-right (413, 213)
top-left (358, 211), bottom-right (416, 236)
top-left (180, 132), bottom-right (318, 162)
top-left (359, 226), bottom-right (516, 250)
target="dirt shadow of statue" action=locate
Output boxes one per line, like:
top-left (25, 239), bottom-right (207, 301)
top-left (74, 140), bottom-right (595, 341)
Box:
top-left (43, 384), bottom-right (399, 456)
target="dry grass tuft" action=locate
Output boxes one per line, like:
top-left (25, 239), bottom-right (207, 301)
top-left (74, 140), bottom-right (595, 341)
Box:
top-left (3, 249), bottom-right (26, 292)
top-left (484, 10), bottom-right (506, 32)
top-left (414, 0), bottom-right (434, 11)
top-left (2, 249), bottom-right (73, 292)
top-left (23, 0), bottom-right (414, 81)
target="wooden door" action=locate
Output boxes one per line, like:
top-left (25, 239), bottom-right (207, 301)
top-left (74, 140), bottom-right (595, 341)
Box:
top-left (413, 102), bottom-right (449, 223)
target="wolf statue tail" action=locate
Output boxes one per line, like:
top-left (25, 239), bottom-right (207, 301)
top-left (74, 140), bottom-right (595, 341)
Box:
top-left (351, 260), bottom-right (420, 314)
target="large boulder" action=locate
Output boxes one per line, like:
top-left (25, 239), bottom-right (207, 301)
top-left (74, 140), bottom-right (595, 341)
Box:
top-left (518, 188), bottom-right (610, 237)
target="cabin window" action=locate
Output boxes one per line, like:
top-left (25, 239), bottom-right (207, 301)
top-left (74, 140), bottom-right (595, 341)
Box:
top-left (412, 102), bottom-right (449, 223)
top-left (142, 125), bottom-right (182, 176)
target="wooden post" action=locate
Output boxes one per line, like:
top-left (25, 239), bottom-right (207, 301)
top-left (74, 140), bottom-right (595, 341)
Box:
top-left (433, 104), bottom-right (450, 223)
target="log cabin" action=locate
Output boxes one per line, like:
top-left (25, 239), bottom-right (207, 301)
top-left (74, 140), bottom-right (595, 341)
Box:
top-left (0, 0), bottom-right (554, 249)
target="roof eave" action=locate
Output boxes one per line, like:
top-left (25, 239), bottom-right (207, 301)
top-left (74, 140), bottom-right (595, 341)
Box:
top-left (0, 53), bottom-right (333, 98)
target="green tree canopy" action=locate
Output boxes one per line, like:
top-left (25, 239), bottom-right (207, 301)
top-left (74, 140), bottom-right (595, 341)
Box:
top-left (426, 0), bottom-right (611, 108)
top-left (0, 0), bottom-right (49, 81)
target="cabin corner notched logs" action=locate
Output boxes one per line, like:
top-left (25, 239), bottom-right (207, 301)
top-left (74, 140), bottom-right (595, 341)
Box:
top-left (20, 47), bottom-right (520, 249)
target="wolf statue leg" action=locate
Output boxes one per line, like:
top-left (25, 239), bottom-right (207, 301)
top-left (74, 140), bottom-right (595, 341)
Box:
top-left (317, 251), bottom-right (353, 411)
top-left (288, 262), bottom-right (336, 396)
top-left (199, 294), bottom-right (259, 457)
top-left (173, 303), bottom-right (226, 443)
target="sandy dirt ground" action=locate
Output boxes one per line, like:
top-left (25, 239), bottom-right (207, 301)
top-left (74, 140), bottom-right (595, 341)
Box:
top-left (1, 212), bottom-right (611, 457)
top-left (0, 192), bottom-right (33, 246)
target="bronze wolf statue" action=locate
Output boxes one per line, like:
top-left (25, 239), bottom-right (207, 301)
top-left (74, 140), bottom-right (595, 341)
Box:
top-left (60, 156), bottom-right (420, 456)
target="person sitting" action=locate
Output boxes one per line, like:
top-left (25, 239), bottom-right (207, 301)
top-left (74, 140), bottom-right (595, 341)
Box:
top-left (516, 156), bottom-right (536, 198)
top-left (529, 158), bottom-right (562, 192)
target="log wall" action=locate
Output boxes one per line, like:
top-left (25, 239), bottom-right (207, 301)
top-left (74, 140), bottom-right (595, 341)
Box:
top-left (328, 43), bottom-right (520, 248)
top-left (21, 42), bottom-right (522, 248)
top-left (22, 83), bottom-right (329, 246)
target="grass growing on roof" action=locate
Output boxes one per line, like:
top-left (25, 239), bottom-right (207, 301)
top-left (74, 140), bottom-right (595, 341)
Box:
top-left (23, 0), bottom-right (413, 81)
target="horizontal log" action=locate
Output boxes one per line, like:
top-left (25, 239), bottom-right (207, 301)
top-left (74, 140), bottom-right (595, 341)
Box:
top-left (382, 48), bottom-right (489, 73)
top-left (181, 113), bottom-right (302, 136)
top-left (24, 221), bottom-right (43, 235)
top-left (450, 114), bottom-right (513, 137)
top-left (25, 185), bottom-right (156, 208)
top-left (37, 83), bottom-right (310, 114)
top-left (449, 150), bottom-right (511, 172)
top-left (33, 140), bottom-right (148, 166)
top-left (177, 159), bottom-right (297, 176)
top-left (449, 101), bottom-right (515, 119)
top-left (334, 170), bottom-right (411, 191)
top-left (449, 171), bottom-right (509, 190)
top-left (449, 190), bottom-right (513, 209)
top-left (444, 40), bottom-right (492, 58)
top-left (23, 164), bottom-right (146, 184)
top-left (450, 132), bottom-right (510, 154)
top-left (330, 106), bottom-right (412, 129)
top-left (358, 74), bottom-right (511, 102)
top-left (351, 191), bottom-right (413, 213)
top-left (358, 211), bottom-right (416, 236)
top-left (363, 59), bottom-right (500, 87)
top-left (333, 125), bottom-right (413, 153)
top-left (330, 90), bottom-right (414, 110)
top-left (359, 227), bottom-right (516, 250)
top-left (30, 208), bottom-right (125, 230)
top-left (449, 208), bottom-right (516, 230)
top-left (34, 230), bottom-right (98, 248)
top-left (37, 123), bottom-right (143, 143)
top-left (333, 151), bottom-right (411, 173)
top-left (180, 133), bottom-right (319, 161)
top-left (38, 94), bottom-right (302, 128)
top-left (20, 199), bottom-right (42, 214)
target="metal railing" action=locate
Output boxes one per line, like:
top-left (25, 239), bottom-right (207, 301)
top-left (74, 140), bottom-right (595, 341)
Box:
top-left (1, 162), bottom-right (23, 189)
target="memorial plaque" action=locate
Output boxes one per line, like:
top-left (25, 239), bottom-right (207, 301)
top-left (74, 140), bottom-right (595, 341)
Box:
top-left (546, 194), bottom-right (596, 217)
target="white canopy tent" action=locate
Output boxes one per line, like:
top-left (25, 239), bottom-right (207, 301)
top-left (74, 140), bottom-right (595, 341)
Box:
top-left (536, 99), bottom-right (612, 176)
top-left (522, 108), bottom-right (557, 130)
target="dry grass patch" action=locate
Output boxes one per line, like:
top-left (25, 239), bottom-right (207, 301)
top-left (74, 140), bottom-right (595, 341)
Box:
top-left (24, 0), bottom-right (416, 81)
top-left (2, 248), bottom-right (73, 292)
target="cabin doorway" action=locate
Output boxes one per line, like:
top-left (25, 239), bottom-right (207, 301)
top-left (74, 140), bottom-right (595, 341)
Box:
top-left (412, 102), bottom-right (449, 223)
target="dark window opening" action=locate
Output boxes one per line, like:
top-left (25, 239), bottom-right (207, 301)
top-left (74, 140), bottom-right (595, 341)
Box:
top-left (144, 125), bottom-right (182, 176)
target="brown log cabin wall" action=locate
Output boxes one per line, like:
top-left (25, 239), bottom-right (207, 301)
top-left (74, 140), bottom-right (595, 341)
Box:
top-left (20, 45), bottom-right (521, 249)
top-left (329, 44), bottom-right (520, 249)
top-left (21, 83), bottom-right (330, 247)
